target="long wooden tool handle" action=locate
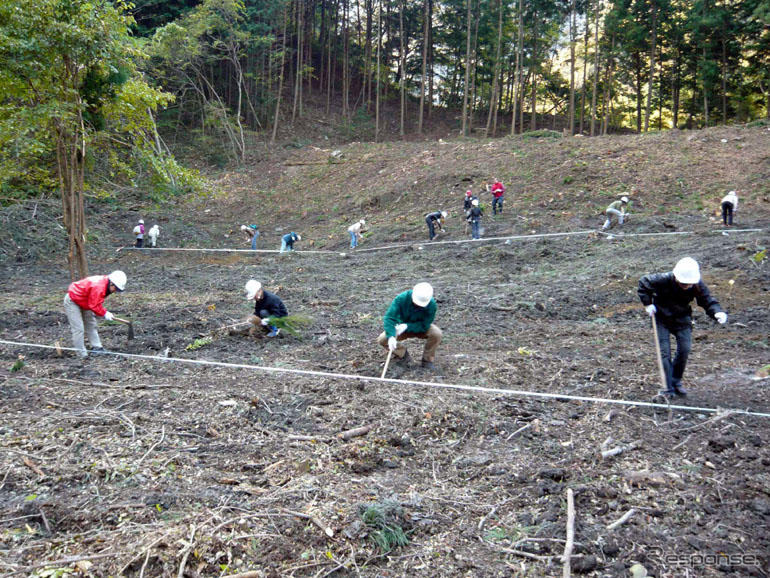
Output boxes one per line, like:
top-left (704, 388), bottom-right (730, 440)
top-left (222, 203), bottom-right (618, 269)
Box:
top-left (112, 316), bottom-right (132, 325)
top-left (650, 315), bottom-right (668, 391)
top-left (381, 349), bottom-right (393, 379)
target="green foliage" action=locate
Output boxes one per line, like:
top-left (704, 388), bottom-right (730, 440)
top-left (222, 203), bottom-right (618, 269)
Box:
top-left (10, 356), bottom-right (25, 372)
top-left (522, 129), bottom-right (562, 139)
top-left (751, 248), bottom-right (767, 265)
top-left (185, 336), bottom-right (212, 350)
top-left (266, 314), bottom-right (313, 337)
top-left (358, 500), bottom-right (410, 553)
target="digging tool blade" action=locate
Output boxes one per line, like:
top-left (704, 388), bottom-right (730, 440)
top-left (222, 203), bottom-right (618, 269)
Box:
top-left (113, 316), bottom-right (135, 340)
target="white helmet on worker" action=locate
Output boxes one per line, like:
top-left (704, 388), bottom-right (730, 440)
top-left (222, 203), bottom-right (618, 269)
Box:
top-left (245, 279), bottom-right (262, 300)
top-left (138, 219), bottom-right (144, 224)
top-left (472, 199), bottom-right (479, 206)
top-left (621, 196), bottom-right (629, 203)
top-left (440, 211), bottom-right (448, 218)
top-left (673, 257), bottom-right (700, 285)
top-left (412, 282), bottom-right (434, 307)
top-left (360, 219), bottom-right (366, 225)
top-left (108, 270), bottom-right (127, 291)
top-left (296, 234), bottom-right (301, 241)
top-left (240, 224), bottom-right (247, 231)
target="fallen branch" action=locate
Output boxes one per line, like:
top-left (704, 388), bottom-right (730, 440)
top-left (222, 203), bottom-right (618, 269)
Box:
top-left (562, 489), bottom-right (575, 577)
top-left (506, 423), bottom-right (532, 441)
top-left (338, 424), bottom-right (372, 440)
top-left (176, 524), bottom-right (197, 578)
top-left (133, 426), bottom-right (165, 474)
top-left (606, 508), bottom-right (636, 531)
top-left (601, 440), bottom-right (641, 459)
top-left (223, 572), bottom-right (261, 578)
top-left (283, 509), bottom-right (334, 538)
top-left (22, 457), bottom-right (44, 477)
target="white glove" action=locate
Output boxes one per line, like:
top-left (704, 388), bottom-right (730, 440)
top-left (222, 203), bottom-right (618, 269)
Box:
top-left (387, 337), bottom-right (398, 352)
top-left (104, 311), bottom-right (114, 321)
top-left (715, 312), bottom-right (727, 324)
top-left (645, 304), bottom-right (656, 317)
top-left (395, 323), bottom-right (408, 336)
top-left (261, 318), bottom-right (270, 326)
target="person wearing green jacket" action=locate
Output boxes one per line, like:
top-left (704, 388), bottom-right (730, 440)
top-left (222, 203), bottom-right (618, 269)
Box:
top-left (377, 282), bottom-right (442, 370)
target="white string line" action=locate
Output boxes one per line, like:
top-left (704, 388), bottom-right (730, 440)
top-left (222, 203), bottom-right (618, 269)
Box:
top-left (117, 227), bottom-right (765, 256)
top-left (3, 339), bottom-right (769, 418)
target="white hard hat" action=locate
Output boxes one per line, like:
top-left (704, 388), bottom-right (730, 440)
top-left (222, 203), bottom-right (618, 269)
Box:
top-left (245, 279), bottom-right (262, 300)
top-left (412, 282), bottom-right (434, 307)
top-left (621, 196), bottom-right (629, 203)
top-left (138, 219), bottom-right (144, 224)
top-left (360, 219), bottom-right (366, 225)
top-left (472, 199), bottom-right (479, 206)
top-left (108, 270), bottom-right (127, 291)
top-left (673, 257), bottom-right (701, 284)
top-left (240, 225), bottom-right (247, 231)
top-left (441, 211), bottom-right (448, 218)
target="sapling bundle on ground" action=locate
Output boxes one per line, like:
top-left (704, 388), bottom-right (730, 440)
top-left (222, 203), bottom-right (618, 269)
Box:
top-left (265, 314), bottom-right (313, 337)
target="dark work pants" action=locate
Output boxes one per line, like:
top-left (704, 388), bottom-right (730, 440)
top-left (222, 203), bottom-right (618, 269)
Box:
top-left (656, 320), bottom-right (692, 391)
top-left (135, 238), bottom-right (143, 248)
top-left (492, 196), bottom-right (503, 214)
top-left (426, 218), bottom-right (436, 240)
top-left (721, 201), bottom-right (734, 225)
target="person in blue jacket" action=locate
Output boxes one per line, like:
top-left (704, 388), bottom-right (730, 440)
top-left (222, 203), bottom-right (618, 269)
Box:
top-left (280, 232), bottom-right (301, 253)
top-left (241, 224), bottom-right (260, 250)
top-left (245, 280), bottom-right (287, 337)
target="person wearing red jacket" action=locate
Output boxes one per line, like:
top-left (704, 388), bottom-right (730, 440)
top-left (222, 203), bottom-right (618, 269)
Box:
top-left (488, 178), bottom-right (505, 215)
top-left (63, 271), bottom-right (126, 358)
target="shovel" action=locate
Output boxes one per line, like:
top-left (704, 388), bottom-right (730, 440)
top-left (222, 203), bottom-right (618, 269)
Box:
top-left (650, 315), bottom-right (668, 392)
top-left (381, 349), bottom-right (393, 379)
top-left (112, 316), bottom-right (135, 340)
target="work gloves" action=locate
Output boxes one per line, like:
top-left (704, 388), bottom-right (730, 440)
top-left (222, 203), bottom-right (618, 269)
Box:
top-left (395, 323), bottom-right (408, 336)
top-left (104, 311), bottom-right (114, 321)
top-left (715, 312), bottom-right (727, 324)
top-left (645, 305), bottom-right (656, 317)
top-left (387, 337), bottom-right (398, 352)
top-left (260, 318), bottom-right (270, 326)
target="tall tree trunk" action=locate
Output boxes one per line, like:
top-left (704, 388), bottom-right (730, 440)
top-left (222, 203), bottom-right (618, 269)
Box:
top-left (530, 14), bottom-right (538, 131)
top-left (428, 0), bottom-right (434, 118)
top-left (292, 0), bottom-right (302, 121)
top-left (601, 34), bottom-right (614, 135)
top-left (511, 0), bottom-right (523, 135)
top-left (418, 0), bottom-right (429, 134)
top-left (364, 0), bottom-right (373, 110)
top-left (399, 0), bottom-right (406, 137)
top-left (343, 0), bottom-right (350, 118)
top-left (672, 46), bottom-right (680, 128)
top-left (644, 0), bottom-right (657, 132)
top-left (486, 0), bottom-right (504, 137)
top-left (567, 0), bottom-right (575, 135)
top-left (590, 0), bottom-right (600, 136)
top-left (461, 0), bottom-right (472, 136)
top-left (579, 13), bottom-right (589, 134)
top-left (721, 36), bottom-right (727, 124)
top-left (703, 46), bottom-right (709, 127)
top-left (375, 0), bottom-right (381, 140)
top-left (469, 5), bottom-right (480, 131)
top-left (271, 2), bottom-right (289, 144)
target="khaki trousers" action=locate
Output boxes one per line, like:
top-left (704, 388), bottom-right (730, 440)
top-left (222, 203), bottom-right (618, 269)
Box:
top-left (377, 324), bottom-right (442, 362)
top-left (63, 294), bottom-right (101, 358)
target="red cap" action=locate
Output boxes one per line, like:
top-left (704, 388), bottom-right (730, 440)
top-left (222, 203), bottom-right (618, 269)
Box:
top-left (465, 190), bottom-right (472, 196)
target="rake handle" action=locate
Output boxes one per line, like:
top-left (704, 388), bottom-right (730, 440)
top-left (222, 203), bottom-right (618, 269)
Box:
top-left (111, 316), bottom-right (132, 325)
top-left (381, 349), bottom-right (393, 379)
top-left (650, 315), bottom-right (668, 391)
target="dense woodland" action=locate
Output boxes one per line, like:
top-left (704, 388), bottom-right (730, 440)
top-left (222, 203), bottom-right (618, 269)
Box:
top-left (1, 0), bottom-right (769, 272)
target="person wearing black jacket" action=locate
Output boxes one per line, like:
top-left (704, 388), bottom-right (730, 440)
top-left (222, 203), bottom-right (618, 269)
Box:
top-left (638, 257), bottom-right (727, 397)
top-left (425, 211), bottom-right (447, 240)
top-left (245, 279), bottom-right (288, 337)
top-left (467, 199), bottom-right (483, 239)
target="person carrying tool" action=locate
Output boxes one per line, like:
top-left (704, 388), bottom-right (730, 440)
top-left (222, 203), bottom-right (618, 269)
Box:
top-left (467, 199), bottom-right (483, 239)
top-left (602, 196), bottom-right (629, 230)
top-left (463, 190), bottom-right (477, 234)
top-left (63, 271), bottom-right (126, 358)
top-left (638, 257), bottom-right (727, 398)
top-left (348, 219), bottom-right (366, 249)
top-left (487, 178), bottom-right (505, 215)
top-left (148, 224), bottom-right (160, 248)
top-left (425, 211), bottom-right (447, 241)
top-left (245, 280), bottom-right (287, 338)
top-left (280, 232), bottom-right (301, 253)
top-left (133, 219), bottom-right (145, 248)
top-left (241, 224), bottom-right (260, 250)
top-left (720, 190), bottom-right (738, 226)
top-left (377, 282), bottom-right (442, 371)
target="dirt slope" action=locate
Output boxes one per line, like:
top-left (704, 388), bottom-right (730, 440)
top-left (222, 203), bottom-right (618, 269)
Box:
top-left (0, 124), bottom-right (769, 577)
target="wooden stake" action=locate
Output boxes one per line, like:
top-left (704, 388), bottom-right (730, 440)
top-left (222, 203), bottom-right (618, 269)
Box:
top-left (562, 488), bottom-right (575, 577)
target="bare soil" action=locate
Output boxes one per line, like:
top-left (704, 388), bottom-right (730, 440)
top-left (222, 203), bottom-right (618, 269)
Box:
top-left (1, 123), bottom-right (769, 577)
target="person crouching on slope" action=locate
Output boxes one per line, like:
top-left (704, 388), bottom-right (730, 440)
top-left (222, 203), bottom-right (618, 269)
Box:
top-left (377, 282), bottom-right (442, 371)
top-left (638, 257), bottom-right (726, 398)
top-left (63, 271), bottom-right (126, 358)
top-left (245, 280), bottom-right (287, 338)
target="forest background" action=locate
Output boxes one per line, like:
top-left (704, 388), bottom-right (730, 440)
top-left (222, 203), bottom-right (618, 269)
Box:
top-left (1, 0), bottom-right (769, 273)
